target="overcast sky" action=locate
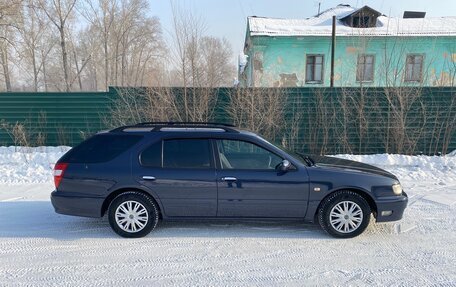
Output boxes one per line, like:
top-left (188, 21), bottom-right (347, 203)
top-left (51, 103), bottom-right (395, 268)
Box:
top-left (150, 0), bottom-right (456, 62)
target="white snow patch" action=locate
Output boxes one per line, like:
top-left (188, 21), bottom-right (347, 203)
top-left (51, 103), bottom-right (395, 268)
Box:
top-left (331, 153), bottom-right (456, 184)
top-left (238, 52), bottom-right (249, 73)
top-left (422, 194), bottom-right (456, 206)
top-left (0, 146), bottom-right (71, 184)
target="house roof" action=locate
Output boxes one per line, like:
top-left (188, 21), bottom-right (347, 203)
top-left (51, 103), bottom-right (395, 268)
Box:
top-left (339, 5), bottom-right (382, 22)
top-left (247, 4), bottom-right (456, 37)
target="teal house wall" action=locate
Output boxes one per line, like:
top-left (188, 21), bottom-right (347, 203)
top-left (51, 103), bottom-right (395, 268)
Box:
top-left (240, 5), bottom-right (456, 87)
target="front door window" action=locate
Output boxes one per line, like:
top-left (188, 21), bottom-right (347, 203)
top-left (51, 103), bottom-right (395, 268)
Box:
top-left (216, 139), bottom-right (282, 170)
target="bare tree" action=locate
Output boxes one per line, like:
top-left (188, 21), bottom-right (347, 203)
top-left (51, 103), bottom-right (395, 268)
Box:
top-left (122, 16), bottom-right (163, 86)
top-left (0, 30), bottom-right (13, 91)
top-left (0, 0), bottom-right (233, 91)
top-left (79, 0), bottom-right (164, 90)
top-left (169, 5), bottom-right (234, 88)
top-left (168, 3), bottom-right (203, 120)
top-left (37, 0), bottom-right (77, 92)
top-left (17, 1), bottom-right (55, 91)
top-left (0, 0), bottom-right (22, 91)
top-left (79, 0), bottom-right (116, 90)
top-left (227, 88), bottom-right (286, 142)
top-left (199, 36), bottom-right (235, 87)
top-left (75, 25), bottom-right (100, 90)
top-left (169, 2), bottom-right (207, 88)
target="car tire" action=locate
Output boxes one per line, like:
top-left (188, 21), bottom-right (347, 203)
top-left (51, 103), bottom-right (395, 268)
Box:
top-left (318, 190), bottom-right (371, 238)
top-left (108, 191), bottom-right (159, 238)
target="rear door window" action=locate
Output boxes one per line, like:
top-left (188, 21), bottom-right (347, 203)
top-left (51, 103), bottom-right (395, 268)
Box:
top-left (60, 134), bottom-right (142, 163)
top-left (163, 139), bottom-right (213, 169)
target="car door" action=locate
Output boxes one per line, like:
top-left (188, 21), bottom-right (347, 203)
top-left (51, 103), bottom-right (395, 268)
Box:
top-left (133, 138), bottom-right (218, 217)
top-left (215, 139), bottom-right (310, 218)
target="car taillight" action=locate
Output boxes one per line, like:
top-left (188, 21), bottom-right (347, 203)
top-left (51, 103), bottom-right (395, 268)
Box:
top-left (54, 163), bottom-right (68, 189)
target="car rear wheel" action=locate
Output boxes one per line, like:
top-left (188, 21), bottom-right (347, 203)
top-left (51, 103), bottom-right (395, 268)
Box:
top-left (318, 191), bottom-right (371, 238)
top-left (108, 192), bottom-right (159, 238)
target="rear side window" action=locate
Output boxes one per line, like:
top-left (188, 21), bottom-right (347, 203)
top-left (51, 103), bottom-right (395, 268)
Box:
top-left (60, 134), bottom-right (142, 163)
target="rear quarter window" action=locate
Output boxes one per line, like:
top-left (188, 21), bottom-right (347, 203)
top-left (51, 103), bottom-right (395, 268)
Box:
top-left (60, 134), bottom-right (143, 163)
top-left (140, 140), bottom-right (162, 167)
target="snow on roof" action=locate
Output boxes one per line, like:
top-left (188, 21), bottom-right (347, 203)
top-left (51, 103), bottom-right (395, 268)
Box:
top-left (248, 5), bottom-right (456, 37)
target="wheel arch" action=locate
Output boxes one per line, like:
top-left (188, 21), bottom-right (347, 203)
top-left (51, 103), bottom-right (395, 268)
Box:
top-left (313, 188), bottom-right (378, 222)
top-left (101, 187), bottom-right (163, 218)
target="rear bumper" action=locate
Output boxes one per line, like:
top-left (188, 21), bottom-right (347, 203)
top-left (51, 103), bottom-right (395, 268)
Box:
top-left (51, 190), bottom-right (104, 218)
top-left (375, 192), bottom-right (408, 222)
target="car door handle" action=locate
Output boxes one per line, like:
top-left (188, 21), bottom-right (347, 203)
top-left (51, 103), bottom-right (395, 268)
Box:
top-left (142, 176), bottom-right (156, 180)
top-left (221, 177), bottom-right (237, 182)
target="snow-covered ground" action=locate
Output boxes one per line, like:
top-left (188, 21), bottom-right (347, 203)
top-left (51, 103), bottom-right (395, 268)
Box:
top-left (0, 147), bottom-right (455, 286)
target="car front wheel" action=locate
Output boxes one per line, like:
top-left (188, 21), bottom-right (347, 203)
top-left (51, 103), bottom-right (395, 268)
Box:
top-left (108, 191), bottom-right (159, 238)
top-left (318, 190), bottom-right (371, 238)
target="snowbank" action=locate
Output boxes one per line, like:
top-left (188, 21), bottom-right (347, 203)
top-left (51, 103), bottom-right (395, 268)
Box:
top-left (333, 153), bottom-right (456, 183)
top-left (0, 146), bottom-right (71, 184)
top-left (0, 146), bottom-right (454, 184)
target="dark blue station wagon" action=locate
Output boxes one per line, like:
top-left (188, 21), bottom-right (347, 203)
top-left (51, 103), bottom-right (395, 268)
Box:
top-left (51, 122), bottom-right (408, 238)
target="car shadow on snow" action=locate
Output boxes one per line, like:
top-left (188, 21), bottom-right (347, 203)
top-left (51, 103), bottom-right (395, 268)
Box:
top-left (0, 201), bottom-right (331, 240)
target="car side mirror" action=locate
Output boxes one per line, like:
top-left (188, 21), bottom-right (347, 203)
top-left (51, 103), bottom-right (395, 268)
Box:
top-left (279, 159), bottom-right (291, 171)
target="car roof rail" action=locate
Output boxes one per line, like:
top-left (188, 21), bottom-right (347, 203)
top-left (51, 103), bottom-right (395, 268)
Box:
top-left (135, 121), bottom-right (236, 127)
top-left (111, 122), bottom-right (239, 133)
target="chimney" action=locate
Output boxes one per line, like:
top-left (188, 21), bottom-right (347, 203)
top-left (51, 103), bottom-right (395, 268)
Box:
top-left (403, 11), bottom-right (426, 18)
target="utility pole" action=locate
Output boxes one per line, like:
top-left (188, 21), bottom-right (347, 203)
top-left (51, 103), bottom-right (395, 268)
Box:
top-left (330, 16), bottom-right (336, 88)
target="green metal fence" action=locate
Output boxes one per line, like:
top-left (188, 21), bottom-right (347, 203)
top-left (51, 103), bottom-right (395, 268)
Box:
top-left (278, 87), bottom-right (456, 155)
top-left (0, 87), bottom-right (454, 155)
top-left (0, 89), bottom-right (115, 146)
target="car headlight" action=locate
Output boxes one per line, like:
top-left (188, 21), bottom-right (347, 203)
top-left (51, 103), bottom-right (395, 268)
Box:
top-left (392, 184), bottom-right (402, 195)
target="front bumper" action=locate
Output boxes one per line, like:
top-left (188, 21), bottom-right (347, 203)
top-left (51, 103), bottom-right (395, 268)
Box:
top-left (51, 190), bottom-right (104, 218)
top-left (375, 192), bottom-right (408, 222)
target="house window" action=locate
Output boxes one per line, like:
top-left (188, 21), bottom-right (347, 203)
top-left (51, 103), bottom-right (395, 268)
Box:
top-left (356, 54), bottom-right (375, 82)
top-left (353, 16), bottom-right (370, 27)
top-left (405, 54), bottom-right (424, 82)
top-left (306, 55), bottom-right (324, 83)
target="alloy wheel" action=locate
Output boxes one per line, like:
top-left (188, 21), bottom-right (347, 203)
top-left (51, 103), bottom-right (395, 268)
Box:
top-left (329, 201), bottom-right (363, 233)
top-left (115, 200), bottom-right (149, 233)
